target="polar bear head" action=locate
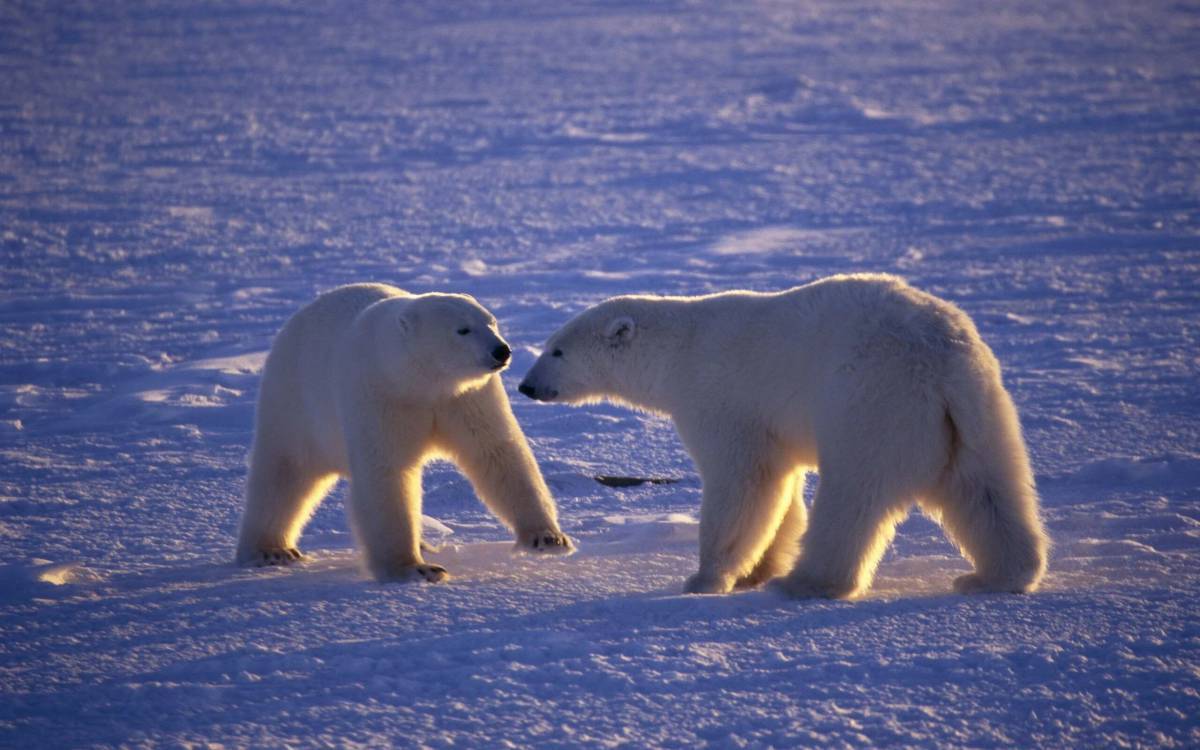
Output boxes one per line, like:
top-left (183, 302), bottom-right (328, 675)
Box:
top-left (519, 296), bottom-right (655, 408)
top-left (368, 293), bottom-right (512, 397)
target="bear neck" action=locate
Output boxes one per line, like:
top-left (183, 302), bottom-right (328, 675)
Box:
top-left (607, 302), bottom-right (693, 416)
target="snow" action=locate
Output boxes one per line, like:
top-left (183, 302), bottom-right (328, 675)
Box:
top-left (2, 0), bottom-right (1198, 747)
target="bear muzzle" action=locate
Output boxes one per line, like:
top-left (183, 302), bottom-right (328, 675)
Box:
top-left (490, 344), bottom-right (511, 369)
top-left (518, 380), bottom-right (558, 401)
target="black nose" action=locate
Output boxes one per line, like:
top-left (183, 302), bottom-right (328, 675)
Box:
top-left (518, 383), bottom-right (535, 398)
top-left (492, 344), bottom-right (511, 363)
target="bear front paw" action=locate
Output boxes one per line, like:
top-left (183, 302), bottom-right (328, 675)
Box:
top-left (379, 563), bottom-right (450, 584)
top-left (242, 547), bottom-right (304, 567)
top-left (733, 568), bottom-right (775, 591)
top-left (767, 575), bottom-right (853, 600)
top-left (952, 572), bottom-right (1029, 595)
top-left (516, 529), bottom-right (576, 556)
top-left (683, 571), bottom-right (733, 595)
top-left (412, 563), bottom-right (449, 583)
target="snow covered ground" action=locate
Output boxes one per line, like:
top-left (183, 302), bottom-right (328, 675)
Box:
top-left (2, 0), bottom-right (1199, 746)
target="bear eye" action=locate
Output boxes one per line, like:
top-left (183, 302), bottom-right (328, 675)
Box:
top-left (457, 327), bottom-right (471, 336)
top-left (552, 348), bottom-right (563, 358)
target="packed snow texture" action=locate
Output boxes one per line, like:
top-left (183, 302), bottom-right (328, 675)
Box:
top-left (2, 0), bottom-right (1198, 747)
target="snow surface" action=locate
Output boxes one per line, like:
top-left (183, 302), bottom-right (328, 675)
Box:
top-left (2, 0), bottom-right (1199, 747)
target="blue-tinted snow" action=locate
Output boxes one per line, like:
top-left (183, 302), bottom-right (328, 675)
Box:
top-left (1, 1), bottom-right (1198, 747)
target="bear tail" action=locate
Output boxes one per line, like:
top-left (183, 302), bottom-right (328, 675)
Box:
top-left (936, 350), bottom-right (1049, 594)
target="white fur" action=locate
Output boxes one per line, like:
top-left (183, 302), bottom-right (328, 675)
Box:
top-left (520, 273), bottom-right (1048, 598)
top-left (236, 283), bottom-right (572, 582)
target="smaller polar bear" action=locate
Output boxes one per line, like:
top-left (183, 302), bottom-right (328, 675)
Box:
top-left (236, 283), bottom-right (573, 582)
top-left (519, 274), bottom-right (1048, 598)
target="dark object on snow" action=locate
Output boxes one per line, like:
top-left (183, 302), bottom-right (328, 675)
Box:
top-left (594, 475), bottom-right (680, 488)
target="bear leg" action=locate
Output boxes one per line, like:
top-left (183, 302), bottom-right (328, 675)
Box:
top-left (434, 378), bottom-right (574, 555)
top-left (347, 464), bottom-right (441, 583)
top-left (773, 472), bottom-right (909, 599)
top-left (685, 437), bottom-right (793, 595)
top-left (236, 452), bottom-right (336, 566)
top-left (735, 475), bottom-right (807, 590)
top-left (924, 476), bottom-right (1048, 594)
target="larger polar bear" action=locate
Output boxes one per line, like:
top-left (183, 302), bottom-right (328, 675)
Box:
top-left (519, 274), bottom-right (1048, 598)
top-left (237, 283), bottom-right (573, 582)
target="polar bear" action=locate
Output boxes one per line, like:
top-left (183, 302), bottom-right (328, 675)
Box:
top-left (236, 283), bottom-right (573, 582)
top-left (519, 274), bottom-right (1048, 598)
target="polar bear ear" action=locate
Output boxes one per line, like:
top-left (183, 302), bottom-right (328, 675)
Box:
top-left (604, 316), bottom-right (636, 344)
